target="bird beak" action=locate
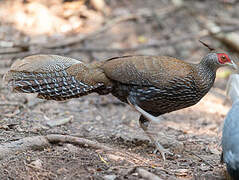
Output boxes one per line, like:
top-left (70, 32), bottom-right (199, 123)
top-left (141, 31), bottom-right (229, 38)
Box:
top-left (227, 60), bottom-right (238, 70)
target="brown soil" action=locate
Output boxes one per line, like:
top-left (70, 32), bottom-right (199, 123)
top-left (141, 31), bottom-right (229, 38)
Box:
top-left (0, 0), bottom-right (238, 179)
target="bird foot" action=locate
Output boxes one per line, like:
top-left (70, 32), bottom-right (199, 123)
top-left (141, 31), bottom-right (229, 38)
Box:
top-left (153, 141), bottom-right (174, 161)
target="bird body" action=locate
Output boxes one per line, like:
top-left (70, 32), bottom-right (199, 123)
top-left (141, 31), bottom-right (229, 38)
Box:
top-left (5, 55), bottom-right (221, 113)
top-left (104, 55), bottom-right (217, 115)
top-left (222, 74), bottom-right (239, 180)
top-left (4, 52), bottom-right (236, 160)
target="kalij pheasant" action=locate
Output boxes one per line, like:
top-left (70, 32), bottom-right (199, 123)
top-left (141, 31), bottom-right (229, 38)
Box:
top-left (4, 51), bottom-right (237, 160)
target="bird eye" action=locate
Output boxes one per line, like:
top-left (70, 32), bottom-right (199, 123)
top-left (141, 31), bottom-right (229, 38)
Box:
top-left (217, 53), bottom-right (231, 64)
top-left (221, 55), bottom-right (227, 61)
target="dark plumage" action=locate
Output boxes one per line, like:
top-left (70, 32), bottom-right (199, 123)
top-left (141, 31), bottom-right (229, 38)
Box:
top-left (105, 55), bottom-right (219, 115)
top-left (4, 52), bottom-right (237, 160)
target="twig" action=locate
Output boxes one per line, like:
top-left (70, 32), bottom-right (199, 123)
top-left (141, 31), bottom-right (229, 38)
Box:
top-left (44, 14), bottom-right (138, 49)
top-left (0, 136), bottom-right (50, 160)
top-left (46, 135), bottom-right (159, 167)
top-left (0, 102), bottom-right (23, 106)
top-left (136, 168), bottom-right (163, 180)
top-left (211, 16), bottom-right (239, 26)
top-left (26, 163), bottom-right (52, 173)
top-left (0, 33), bottom-right (200, 60)
top-left (2, 26), bottom-right (239, 60)
top-left (51, 32), bottom-right (205, 54)
top-left (98, 153), bottom-right (109, 165)
top-left (0, 50), bottom-right (41, 60)
top-left (188, 151), bottom-right (214, 168)
top-left (0, 47), bottom-right (26, 54)
top-left (46, 134), bottom-right (114, 152)
top-left (196, 16), bottom-right (239, 52)
top-left (26, 163), bottom-right (57, 178)
top-left (0, 134), bottom-right (114, 161)
top-left (42, 6), bottom-right (181, 49)
top-left (0, 134), bottom-right (162, 168)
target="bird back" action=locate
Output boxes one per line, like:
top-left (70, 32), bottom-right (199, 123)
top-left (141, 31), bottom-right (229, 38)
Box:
top-left (103, 55), bottom-right (194, 88)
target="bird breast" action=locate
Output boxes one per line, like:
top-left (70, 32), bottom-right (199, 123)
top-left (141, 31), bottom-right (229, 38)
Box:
top-left (112, 72), bottom-right (209, 115)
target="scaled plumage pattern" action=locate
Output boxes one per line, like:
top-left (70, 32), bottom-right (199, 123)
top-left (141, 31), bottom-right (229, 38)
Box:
top-left (4, 51), bottom-right (237, 160)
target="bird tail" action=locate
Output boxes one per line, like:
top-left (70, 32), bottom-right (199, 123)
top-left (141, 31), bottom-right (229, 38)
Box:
top-left (226, 74), bottom-right (239, 103)
top-left (4, 55), bottom-right (112, 101)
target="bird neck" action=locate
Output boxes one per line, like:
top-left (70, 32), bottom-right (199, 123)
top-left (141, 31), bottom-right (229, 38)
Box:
top-left (195, 59), bottom-right (217, 94)
top-left (199, 56), bottom-right (219, 72)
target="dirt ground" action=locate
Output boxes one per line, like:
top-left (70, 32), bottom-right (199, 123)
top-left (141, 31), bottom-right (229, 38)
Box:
top-left (0, 0), bottom-right (239, 179)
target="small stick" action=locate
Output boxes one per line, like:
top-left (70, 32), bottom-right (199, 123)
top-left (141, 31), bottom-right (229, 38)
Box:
top-left (0, 134), bottom-right (114, 161)
top-left (0, 47), bottom-right (26, 54)
top-left (0, 136), bottom-right (50, 160)
top-left (136, 168), bottom-right (163, 180)
top-left (46, 134), bottom-right (114, 152)
top-left (26, 163), bottom-right (57, 177)
top-left (57, 33), bottom-right (201, 54)
top-left (44, 14), bottom-right (138, 49)
top-left (0, 102), bottom-right (24, 107)
top-left (98, 153), bottom-right (109, 165)
top-left (188, 151), bottom-right (214, 168)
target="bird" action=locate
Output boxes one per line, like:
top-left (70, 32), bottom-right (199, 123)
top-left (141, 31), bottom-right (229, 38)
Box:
top-left (4, 45), bottom-right (237, 161)
top-left (221, 74), bottom-right (239, 180)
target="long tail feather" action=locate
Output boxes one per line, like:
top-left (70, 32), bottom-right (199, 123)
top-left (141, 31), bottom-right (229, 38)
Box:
top-left (4, 55), bottom-right (105, 101)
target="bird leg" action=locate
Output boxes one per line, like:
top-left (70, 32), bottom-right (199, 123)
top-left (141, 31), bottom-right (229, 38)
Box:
top-left (134, 104), bottom-right (161, 123)
top-left (127, 98), bottom-right (172, 161)
top-left (139, 115), bottom-right (172, 161)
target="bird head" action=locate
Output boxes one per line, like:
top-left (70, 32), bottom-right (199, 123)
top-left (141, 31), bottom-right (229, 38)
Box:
top-left (199, 40), bottom-right (238, 70)
top-left (200, 52), bottom-right (237, 70)
top-left (216, 52), bottom-right (237, 70)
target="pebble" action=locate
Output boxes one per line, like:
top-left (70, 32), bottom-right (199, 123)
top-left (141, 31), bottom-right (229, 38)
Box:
top-left (103, 174), bottom-right (117, 180)
top-left (46, 115), bottom-right (73, 127)
top-left (30, 159), bottom-right (43, 169)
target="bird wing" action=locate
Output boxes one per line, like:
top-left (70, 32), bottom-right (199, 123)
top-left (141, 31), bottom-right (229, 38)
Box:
top-left (102, 55), bottom-right (193, 87)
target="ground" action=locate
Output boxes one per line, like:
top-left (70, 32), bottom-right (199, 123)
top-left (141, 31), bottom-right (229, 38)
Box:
top-left (0, 0), bottom-right (238, 179)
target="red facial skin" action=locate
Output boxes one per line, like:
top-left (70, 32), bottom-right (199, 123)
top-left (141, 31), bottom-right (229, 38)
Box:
top-left (217, 53), bottom-right (231, 64)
